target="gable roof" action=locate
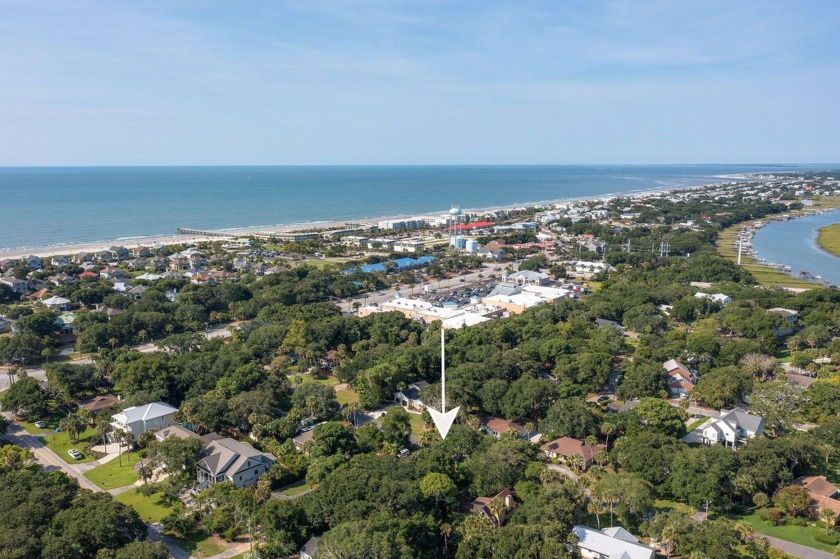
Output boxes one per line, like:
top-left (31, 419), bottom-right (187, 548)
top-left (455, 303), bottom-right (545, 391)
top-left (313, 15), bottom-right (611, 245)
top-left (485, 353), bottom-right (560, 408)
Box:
top-left (662, 359), bottom-right (690, 375)
top-left (718, 407), bottom-right (763, 433)
top-left (198, 437), bottom-right (275, 478)
top-left (793, 476), bottom-right (839, 498)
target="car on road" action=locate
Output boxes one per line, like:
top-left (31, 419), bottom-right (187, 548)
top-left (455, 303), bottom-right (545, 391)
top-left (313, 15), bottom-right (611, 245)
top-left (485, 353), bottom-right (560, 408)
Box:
top-left (67, 449), bottom-right (83, 460)
top-left (34, 421), bottom-right (46, 429)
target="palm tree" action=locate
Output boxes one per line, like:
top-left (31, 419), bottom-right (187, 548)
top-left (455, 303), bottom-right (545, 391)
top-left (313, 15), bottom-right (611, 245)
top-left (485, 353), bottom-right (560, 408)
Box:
top-left (821, 508), bottom-right (838, 533)
top-left (488, 497), bottom-right (505, 527)
top-left (524, 422), bottom-right (535, 441)
top-left (59, 414), bottom-right (85, 445)
top-left (588, 501), bottom-right (606, 529)
top-left (567, 454), bottom-right (585, 474)
top-left (108, 337), bottom-right (119, 351)
top-left (95, 421), bottom-right (111, 453)
top-left (137, 460), bottom-right (153, 485)
top-left (122, 431), bottom-right (135, 462)
top-left (600, 422), bottom-right (616, 448)
top-left (348, 401), bottom-right (359, 428)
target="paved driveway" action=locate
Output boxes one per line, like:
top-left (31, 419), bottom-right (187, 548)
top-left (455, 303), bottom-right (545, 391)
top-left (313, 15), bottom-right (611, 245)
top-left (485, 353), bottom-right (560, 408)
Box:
top-left (761, 535), bottom-right (834, 559)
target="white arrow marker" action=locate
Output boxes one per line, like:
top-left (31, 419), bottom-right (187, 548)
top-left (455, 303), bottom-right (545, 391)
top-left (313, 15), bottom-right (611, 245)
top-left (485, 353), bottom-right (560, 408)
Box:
top-left (427, 326), bottom-right (460, 440)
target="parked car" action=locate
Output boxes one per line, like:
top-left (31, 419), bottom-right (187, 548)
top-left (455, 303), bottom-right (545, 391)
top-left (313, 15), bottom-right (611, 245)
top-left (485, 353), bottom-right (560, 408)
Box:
top-left (34, 421), bottom-right (46, 429)
top-left (397, 448), bottom-right (410, 458)
top-left (67, 449), bottom-right (83, 460)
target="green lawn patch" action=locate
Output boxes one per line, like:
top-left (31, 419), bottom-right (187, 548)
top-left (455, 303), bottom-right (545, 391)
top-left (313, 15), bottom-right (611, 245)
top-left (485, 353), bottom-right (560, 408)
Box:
top-left (733, 509), bottom-right (836, 553)
top-left (115, 489), bottom-right (173, 523)
top-left (407, 412), bottom-right (426, 437)
top-left (41, 426), bottom-right (97, 464)
top-left (817, 222), bottom-right (840, 257)
top-left (278, 479), bottom-right (312, 497)
top-left (170, 529), bottom-right (226, 558)
top-left (84, 452), bottom-right (141, 490)
top-left (653, 499), bottom-right (695, 515)
top-left (686, 418), bottom-right (708, 432)
top-left (336, 388), bottom-right (359, 405)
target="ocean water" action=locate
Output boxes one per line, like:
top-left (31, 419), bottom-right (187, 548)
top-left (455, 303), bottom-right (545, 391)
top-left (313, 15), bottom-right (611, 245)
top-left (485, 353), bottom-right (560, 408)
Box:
top-left (0, 164), bottom-right (831, 251)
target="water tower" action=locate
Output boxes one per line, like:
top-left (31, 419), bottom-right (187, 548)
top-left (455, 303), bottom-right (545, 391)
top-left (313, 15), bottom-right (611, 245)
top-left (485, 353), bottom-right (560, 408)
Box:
top-left (448, 206), bottom-right (464, 249)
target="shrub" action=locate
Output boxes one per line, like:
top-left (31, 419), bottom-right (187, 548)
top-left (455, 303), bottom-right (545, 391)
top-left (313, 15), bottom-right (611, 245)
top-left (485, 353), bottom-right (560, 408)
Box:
top-left (814, 531), bottom-right (840, 546)
top-left (785, 516), bottom-right (808, 526)
top-left (764, 508), bottom-right (786, 525)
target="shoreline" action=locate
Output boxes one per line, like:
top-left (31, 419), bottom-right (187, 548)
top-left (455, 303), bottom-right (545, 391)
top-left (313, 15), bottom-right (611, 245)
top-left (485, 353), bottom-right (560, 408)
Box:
top-left (0, 179), bottom-right (747, 260)
top-left (816, 222), bottom-right (840, 258)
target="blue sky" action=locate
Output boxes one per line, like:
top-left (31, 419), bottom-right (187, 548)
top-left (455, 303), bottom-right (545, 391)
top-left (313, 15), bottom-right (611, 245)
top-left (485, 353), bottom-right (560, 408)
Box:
top-left (1, 1), bottom-right (838, 165)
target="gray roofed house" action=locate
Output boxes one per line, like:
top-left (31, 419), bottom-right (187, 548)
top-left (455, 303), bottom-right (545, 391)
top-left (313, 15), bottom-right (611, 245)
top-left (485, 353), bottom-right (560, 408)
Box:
top-left (300, 536), bottom-right (321, 559)
top-left (700, 407), bottom-right (764, 448)
top-left (196, 437), bottom-right (275, 490)
top-left (155, 425), bottom-right (200, 442)
top-left (127, 285), bottom-right (148, 300)
top-left (394, 381), bottom-right (429, 410)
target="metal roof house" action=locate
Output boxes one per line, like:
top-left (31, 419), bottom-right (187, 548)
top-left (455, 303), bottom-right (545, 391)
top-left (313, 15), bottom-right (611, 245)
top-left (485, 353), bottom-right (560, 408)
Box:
top-left (110, 402), bottom-right (178, 439)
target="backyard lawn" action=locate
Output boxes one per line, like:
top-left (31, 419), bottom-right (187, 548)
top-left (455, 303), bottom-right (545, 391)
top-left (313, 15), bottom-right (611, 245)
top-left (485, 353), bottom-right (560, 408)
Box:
top-left (733, 509), bottom-right (836, 553)
top-left (408, 412), bottom-right (426, 436)
top-left (84, 452), bottom-right (141, 490)
top-left (115, 489), bottom-right (172, 523)
top-left (172, 530), bottom-right (226, 558)
top-left (336, 387), bottom-right (359, 405)
top-left (685, 418), bottom-right (708, 432)
top-left (41, 426), bottom-right (97, 464)
top-left (277, 479), bottom-right (312, 497)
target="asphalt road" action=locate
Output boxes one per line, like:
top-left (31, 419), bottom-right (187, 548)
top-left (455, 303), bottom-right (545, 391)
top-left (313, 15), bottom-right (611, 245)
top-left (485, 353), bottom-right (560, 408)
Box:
top-left (762, 535), bottom-right (834, 559)
top-left (1, 413), bottom-right (100, 491)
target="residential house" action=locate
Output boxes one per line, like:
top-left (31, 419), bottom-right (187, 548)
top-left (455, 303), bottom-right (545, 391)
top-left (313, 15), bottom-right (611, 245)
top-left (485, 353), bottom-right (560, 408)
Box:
top-left (55, 313), bottom-right (76, 335)
top-left (99, 267), bottom-right (124, 279)
top-left (300, 537), bottom-right (321, 559)
top-left (540, 436), bottom-right (605, 469)
top-left (572, 525), bottom-right (654, 559)
top-left (0, 277), bottom-right (28, 294)
top-left (472, 488), bottom-right (516, 527)
top-left (24, 255), bottom-right (42, 270)
top-left (293, 428), bottom-right (315, 452)
top-left (394, 381), bottom-right (429, 410)
top-left (662, 358), bottom-right (696, 398)
top-left (73, 252), bottom-right (93, 263)
top-left (51, 255), bottom-right (72, 267)
top-left (47, 272), bottom-right (74, 286)
top-left (700, 407), bottom-right (764, 448)
top-left (594, 318), bottom-right (624, 331)
top-left (482, 417), bottom-right (528, 439)
top-left (127, 285), bottom-right (148, 300)
top-left (792, 476), bottom-right (840, 523)
top-left (77, 270), bottom-right (99, 280)
top-left (768, 307), bottom-right (798, 337)
top-left (110, 402), bottom-right (178, 440)
top-left (478, 246), bottom-right (506, 261)
top-left (94, 250), bottom-right (114, 263)
top-left (155, 425), bottom-right (201, 442)
top-left (41, 296), bottom-right (71, 311)
top-left (694, 292), bottom-right (732, 306)
top-left (196, 437), bottom-right (276, 489)
top-left (108, 246), bottom-right (129, 260)
top-left (131, 246), bottom-right (152, 258)
top-left (78, 394), bottom-right (120, 413)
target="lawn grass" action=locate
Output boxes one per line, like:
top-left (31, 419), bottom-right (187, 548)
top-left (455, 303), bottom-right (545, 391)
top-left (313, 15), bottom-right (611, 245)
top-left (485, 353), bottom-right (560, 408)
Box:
top-left (733, 509), bottom-right (836, 553)
top-left (278, 479), bottom-right (312, 497)
top-left (171, 530), bottom-right (226, 558)
top-left (686, 418), bottom-right (708, 432)
top-left (407, 412), bottom-right (426, 436)
top-left (653, 499), bottom-right (696, 515)
top-left (41, 426), bottom-right (97, 464)
top-left (84, 452), bottom-right (141, 490)
top-left (817, 222), bottom-right (840, 257)
top-left (336, 387), bottom-right (359, 405)
top-left (115, 489), bottom-right (173, 523)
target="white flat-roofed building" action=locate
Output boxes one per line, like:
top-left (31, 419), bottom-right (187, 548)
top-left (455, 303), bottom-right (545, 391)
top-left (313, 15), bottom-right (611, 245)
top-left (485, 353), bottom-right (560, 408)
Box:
top-left (393, 240), bottom-right (425, 253)
top-left (359, 297), bottom-right (502, 327)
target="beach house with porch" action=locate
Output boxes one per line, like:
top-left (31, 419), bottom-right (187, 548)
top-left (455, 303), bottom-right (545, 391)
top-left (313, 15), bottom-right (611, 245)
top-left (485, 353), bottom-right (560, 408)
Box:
top-left (196, 437), bottom-right (275, 490)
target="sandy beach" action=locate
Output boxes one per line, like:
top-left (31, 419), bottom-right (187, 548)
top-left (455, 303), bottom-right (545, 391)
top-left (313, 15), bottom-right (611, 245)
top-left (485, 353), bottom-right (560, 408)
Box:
top-left (0, 180), bottom-right (740, 261)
